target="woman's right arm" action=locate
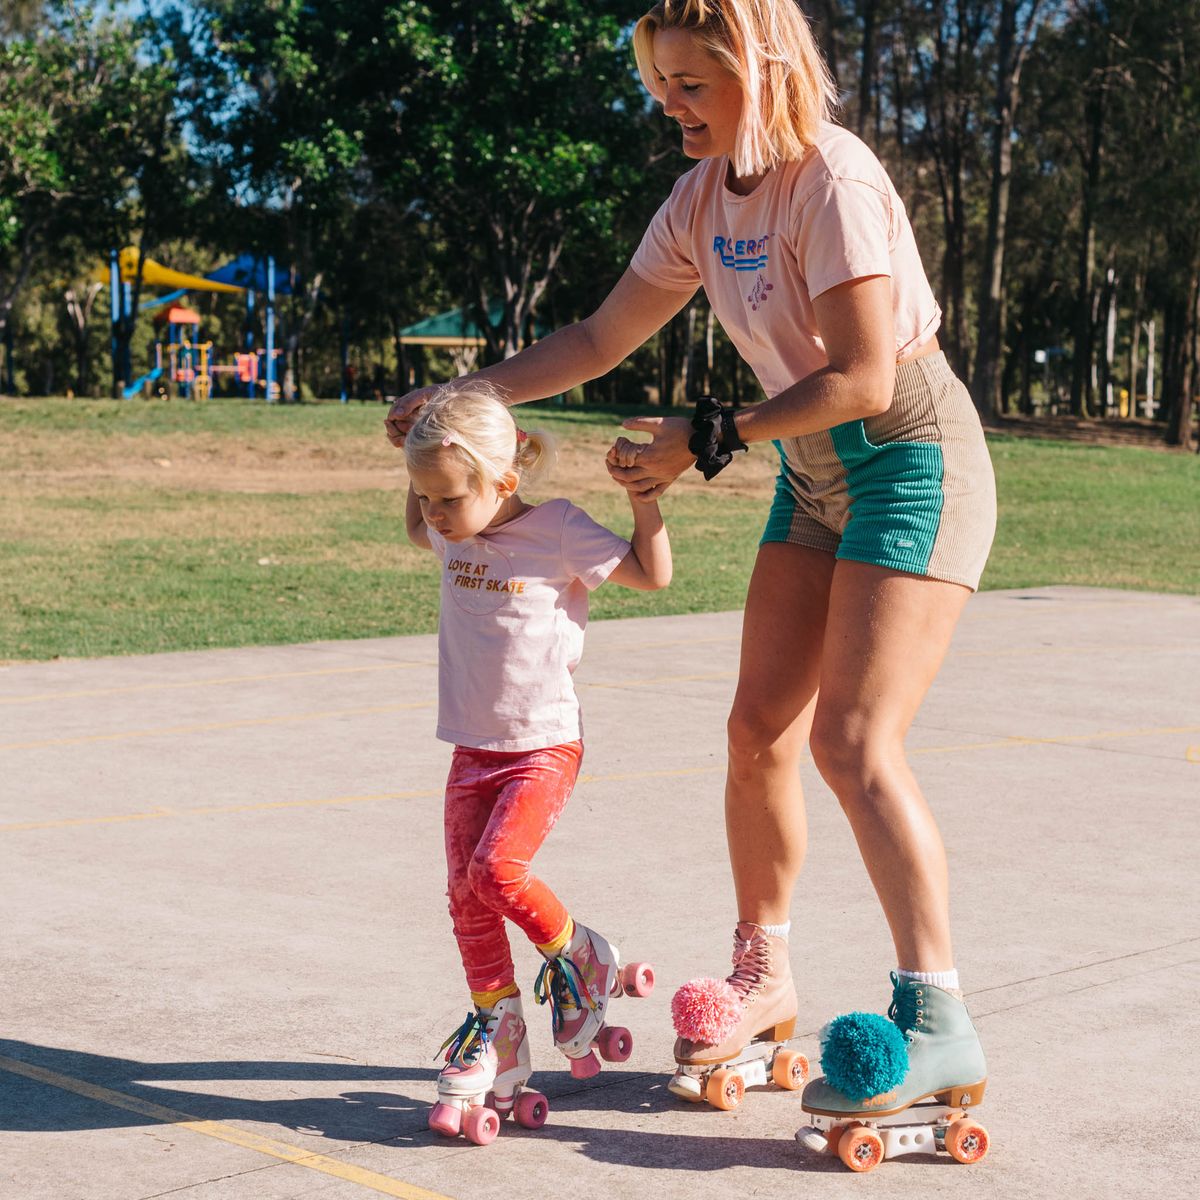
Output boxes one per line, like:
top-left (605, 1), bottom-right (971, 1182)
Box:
top-left (385, 269), bottom-right (694, 446)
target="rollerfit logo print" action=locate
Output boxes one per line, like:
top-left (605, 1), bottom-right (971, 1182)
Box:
top-left (712, 234), bottom-right (770, 272)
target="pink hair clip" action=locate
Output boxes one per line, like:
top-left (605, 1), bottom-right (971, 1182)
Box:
top-left (442, 435), bottom-right (454, 447)
top-left (516, 430), bottom-right (528, 444)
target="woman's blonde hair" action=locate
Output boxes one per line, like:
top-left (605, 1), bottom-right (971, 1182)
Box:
top-left (405, 381), bottom-right (556, 490)
top-left (632, 0), bottom-right (837, 178)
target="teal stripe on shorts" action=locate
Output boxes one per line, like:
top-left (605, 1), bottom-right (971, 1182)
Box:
top-left (760, 440), bottom-right (798, 543)
top-left (830, 419), bottom-right (945, 576)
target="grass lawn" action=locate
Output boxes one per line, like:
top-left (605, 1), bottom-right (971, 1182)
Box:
top-left (2, 396), bottom-right (1197, 660)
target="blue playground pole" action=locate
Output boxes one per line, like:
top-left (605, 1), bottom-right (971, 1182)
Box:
top-left (339, 312), bottom-right (349, 403)
top-left (121, 280), bottom-right (133, 388)
top-left (245, 289), bottom-right (256, 399)
top-left (109, 249), bottom-right (120, 393)
top-left (265, 256), bottom-right (276, 404)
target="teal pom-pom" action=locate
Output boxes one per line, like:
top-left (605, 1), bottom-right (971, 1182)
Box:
top-left (819, 1012), bottom-right (909, 1102)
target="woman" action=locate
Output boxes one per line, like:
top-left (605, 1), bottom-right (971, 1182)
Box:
top-left (387, 0), bottom-right (994, 1128)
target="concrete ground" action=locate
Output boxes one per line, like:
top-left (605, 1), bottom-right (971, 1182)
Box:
top-left (1, 585), bottom-right (1197, 1200)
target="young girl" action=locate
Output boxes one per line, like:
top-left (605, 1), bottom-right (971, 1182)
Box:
top-left (404, 383), bottom-right (670, 1142)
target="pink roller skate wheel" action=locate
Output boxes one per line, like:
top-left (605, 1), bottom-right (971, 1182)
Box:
top-left (597, 1025), bottom-right (633, 1063)
top-left (428, 1101), bottom-right (462, 1137)
top-left (621, 962), bottom-right (655, 998)
top-left (513, 1090), bottom-right (550, 1130)
top-left (569, 1050), bottom-right (602, 1079)
top-left (463, 1105), bottom-right (501, 1146)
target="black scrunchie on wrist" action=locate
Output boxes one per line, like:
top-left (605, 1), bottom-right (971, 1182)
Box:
top-left (688, 394), bottom-right (747, 481)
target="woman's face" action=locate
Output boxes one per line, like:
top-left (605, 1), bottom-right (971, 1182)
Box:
top-left (651, 26), bottom-right (744, 163)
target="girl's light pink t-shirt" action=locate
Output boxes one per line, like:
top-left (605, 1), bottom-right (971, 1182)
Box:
top-left (426, 498), bottom-right (630, 752)
top-left (630, 122), bottom-right (940, 398)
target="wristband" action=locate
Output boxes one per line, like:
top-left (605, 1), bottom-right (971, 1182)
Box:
top-left (688, 394), bottom-right (746, 481)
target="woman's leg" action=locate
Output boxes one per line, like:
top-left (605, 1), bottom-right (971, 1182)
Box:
top-left (725, 542), bottom-right (835, 923)
top-left (808, 561), bottom-right (971, 970)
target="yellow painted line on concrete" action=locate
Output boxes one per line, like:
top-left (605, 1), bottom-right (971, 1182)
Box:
top-left (583, 671), bottom-right (736, 690)
top-left (0, 703), bottom-right (433, 753)
top-left (953, 642), bottom-right (1196, 659)
top-left (3, 723), bottom-right (1194, 835)
top-left (0, 1053), bottom-right (452, 1200)
top-left (0, 661), bottom-right (435, 706)
top-left (0, 790), bottom-right (436, 833)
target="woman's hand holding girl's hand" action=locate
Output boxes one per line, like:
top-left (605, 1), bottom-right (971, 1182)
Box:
top-left (605, 415), bottom-right (695, 500)
top-left (385, 385), bottom-right (439, 447)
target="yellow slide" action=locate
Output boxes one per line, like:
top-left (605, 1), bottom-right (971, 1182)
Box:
top-left (93, 248), bottom-right (244, 294)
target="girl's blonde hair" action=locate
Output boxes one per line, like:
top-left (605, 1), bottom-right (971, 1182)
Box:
top-left (632, 0), bottom-right (837, 178)
top-left (405, 381), bottom-right (555, 490)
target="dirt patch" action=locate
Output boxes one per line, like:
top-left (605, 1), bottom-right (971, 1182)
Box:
top-left (0, 426), bottom-right (781, 499)
top-left (986, 413), bottom-right (1188, 452)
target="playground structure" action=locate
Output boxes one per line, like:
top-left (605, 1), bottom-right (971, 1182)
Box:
top-left (102, 248), bottom-right (292, 402)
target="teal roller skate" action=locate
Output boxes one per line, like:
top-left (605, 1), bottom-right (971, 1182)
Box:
top-left (795, 972), bottom-right (990, 1172)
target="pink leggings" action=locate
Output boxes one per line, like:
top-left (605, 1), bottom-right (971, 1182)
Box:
top-left (444, 740), bottom-right (583, 995)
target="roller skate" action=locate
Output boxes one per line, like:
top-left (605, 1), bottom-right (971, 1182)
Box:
top-left (795, 972), bottom-right (989, 1172)
top-left (428, 994), bottom-right (549, 1145)
top-left (534, 921), bottom-right (655, 1080)
top-left (668, 922), bottom-right (808, 1109)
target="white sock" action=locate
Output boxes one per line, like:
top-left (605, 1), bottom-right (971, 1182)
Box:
top-left (760, 921), bottom-right (791, 940)
top-left (899, 966), bottom-right (959, 991)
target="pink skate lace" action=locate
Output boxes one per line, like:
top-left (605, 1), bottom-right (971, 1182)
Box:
top-left (727, 929), bottom-right (772, 1001)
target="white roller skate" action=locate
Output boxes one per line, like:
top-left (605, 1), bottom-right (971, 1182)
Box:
top-left (534, 922), bottom-right (655, 1080)
top-left (428, 994), bottom-right (549, 1145)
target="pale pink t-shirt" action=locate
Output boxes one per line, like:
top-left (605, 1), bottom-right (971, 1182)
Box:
top-left (426, 498), bottom-right (630, 752)
top-left (630, 122), bottom-right (941, 398)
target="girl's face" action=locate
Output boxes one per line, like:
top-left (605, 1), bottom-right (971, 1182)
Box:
top-left (409, 452), bottom-right (515, 543)
top-left (651, 27), bottom-right (744, 164)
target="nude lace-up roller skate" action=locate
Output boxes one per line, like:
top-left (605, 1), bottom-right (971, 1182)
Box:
top-left (534, 921), bottom-right (654, 1080)
top-left (428, 994), bottom-right (549, 1145)
top-left (668, 921), bottom-right (808, 1109)
top-left (795, 972), bottom-right (989, 1172)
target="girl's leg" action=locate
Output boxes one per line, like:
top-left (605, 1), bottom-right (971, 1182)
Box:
top-left (444, 747), bottom-right (517, 1000)
top-left (808, 561), bottom-right (971, 970)
top-left (725, 542), bottom-right (835, 923)
top-left (466, 742), bottom-right (582, 951)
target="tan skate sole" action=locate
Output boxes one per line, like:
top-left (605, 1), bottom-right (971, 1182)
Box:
top-left (674, 1017), bottom-right (797, 1067)
top-left (802, 1077), bottom-right (987, 1120)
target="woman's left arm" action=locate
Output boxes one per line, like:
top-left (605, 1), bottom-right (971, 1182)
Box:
top-left (735, 274), bottom-right (896, 441)
top-left (609, 275), bottom-right (897, 496)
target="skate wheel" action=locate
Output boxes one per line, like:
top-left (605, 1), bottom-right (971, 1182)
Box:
top-left (825, 1125), bottom-right (844, 1158)
top-left (463, 1105), bottom-right (501, 1146)
top-left (597, 1025), bottom-right (633, 1063)
top-left (772, 1049), bottom-right (809, 1091)
top-left (428, 1101), bottom-right (462, 1138)
top-left (838, 1125), bottom-right (884, 1173)
top-left (706, 1067), bottom-right (745, 1111)
top-left (569, 1049), bottom-right (602, 1079)
top-left (513, 1090), bottom-right (550, 1130)
top-left (620, 962), bottom-right (655, 998)
top-left (946, 1117), bottom-right (990, 1164)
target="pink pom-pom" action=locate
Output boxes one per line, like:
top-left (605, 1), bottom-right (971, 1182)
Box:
top-left (671, 977), bottom-right (742, 1043)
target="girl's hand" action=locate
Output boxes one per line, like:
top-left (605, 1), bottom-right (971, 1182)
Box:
top-left (606, 436), bottom-right (644, 470)
top-left (385, 385), bottom-right (438, 447)
top-left (605, 415), bottom-right (695, 498)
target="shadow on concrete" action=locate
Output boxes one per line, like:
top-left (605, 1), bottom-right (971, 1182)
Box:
top-left (0, 1040), bottom-right (961, 1174)
top-left (0, 1039), bottom-right (437, 1142)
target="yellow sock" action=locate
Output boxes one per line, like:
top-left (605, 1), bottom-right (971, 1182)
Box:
top-left (471, 981), bottom-right (520, 1010)
top-left (536, 916), bottom-right (574, 958)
